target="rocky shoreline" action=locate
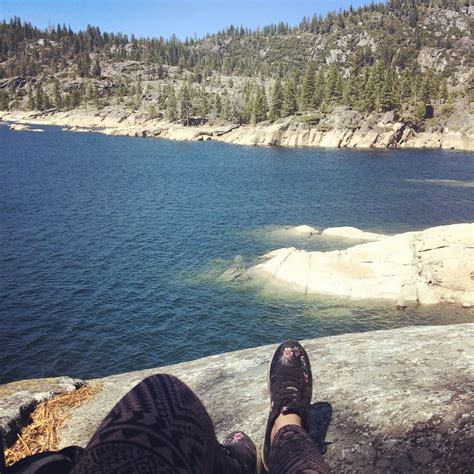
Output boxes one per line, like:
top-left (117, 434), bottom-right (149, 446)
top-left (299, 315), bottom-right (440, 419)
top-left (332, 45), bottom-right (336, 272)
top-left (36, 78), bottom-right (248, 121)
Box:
top-left (1, 324), bottom-right (473, 472)
top-left (2, 107), bottom-right (474, 151)
top-left (247, 223), bottom-right (474, 307)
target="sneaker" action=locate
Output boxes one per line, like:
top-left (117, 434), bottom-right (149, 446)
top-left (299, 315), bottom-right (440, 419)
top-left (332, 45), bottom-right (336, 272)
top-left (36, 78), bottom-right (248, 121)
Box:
top-left (261, 340), bottom-right (313, 471)
top-left (222, 431), bottom-right (257, 473)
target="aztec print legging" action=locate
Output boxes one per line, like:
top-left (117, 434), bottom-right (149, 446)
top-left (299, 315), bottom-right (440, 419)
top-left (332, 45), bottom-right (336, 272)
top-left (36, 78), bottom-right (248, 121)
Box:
top-left (71, 374), bottom-right (329, 473)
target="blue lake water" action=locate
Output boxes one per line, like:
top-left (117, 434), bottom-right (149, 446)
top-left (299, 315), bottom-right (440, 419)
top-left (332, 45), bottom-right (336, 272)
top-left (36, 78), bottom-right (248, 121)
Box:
top-left (1, 124), bottom-right (473, 384)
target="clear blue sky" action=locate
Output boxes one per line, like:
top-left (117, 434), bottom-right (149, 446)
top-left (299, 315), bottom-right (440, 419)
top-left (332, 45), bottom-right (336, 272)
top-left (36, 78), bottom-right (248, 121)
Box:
top-left (1, 0), bottom-right (372, 39)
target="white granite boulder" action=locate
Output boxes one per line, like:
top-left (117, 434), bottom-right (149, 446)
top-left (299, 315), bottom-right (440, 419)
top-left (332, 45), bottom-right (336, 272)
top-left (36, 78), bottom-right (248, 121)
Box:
top-left (321, 226), bottom-right (387, 241)
top-left (249, 223), bottom-right (474, 305)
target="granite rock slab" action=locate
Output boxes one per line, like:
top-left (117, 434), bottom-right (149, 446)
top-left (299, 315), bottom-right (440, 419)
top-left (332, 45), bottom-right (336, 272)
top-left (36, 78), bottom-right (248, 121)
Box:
top-left (57, 324), bottom-right (473, 472)
top-left (0, 377), bottom-right (83, 446)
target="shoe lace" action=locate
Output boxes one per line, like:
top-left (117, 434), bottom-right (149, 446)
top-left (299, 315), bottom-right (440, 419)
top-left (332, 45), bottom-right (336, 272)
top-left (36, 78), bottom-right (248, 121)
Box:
top-left (273, 367), bottom-right (307, 409)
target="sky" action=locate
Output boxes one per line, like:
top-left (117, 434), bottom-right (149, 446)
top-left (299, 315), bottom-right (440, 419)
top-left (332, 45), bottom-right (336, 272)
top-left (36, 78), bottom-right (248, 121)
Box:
top-left (1, 0), bottom-right (372, 39)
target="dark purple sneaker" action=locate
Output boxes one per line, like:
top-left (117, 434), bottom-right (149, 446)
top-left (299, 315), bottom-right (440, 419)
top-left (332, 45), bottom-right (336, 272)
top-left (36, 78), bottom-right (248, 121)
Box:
top-left (262, 340), bottom-right (313, 471)
top-left (222, 431), bottom-right (257, 473)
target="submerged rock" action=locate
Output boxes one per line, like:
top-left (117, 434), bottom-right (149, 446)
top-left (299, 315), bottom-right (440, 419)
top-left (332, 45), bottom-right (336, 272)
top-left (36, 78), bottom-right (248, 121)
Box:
top-left (48, 324), bottom-right (474, 472)
top-left (271, 225), bottom-right (320, 238)
top-left (321, 226), bottom-right (386, 241)
top-left (9, 123), bottom-right (31, 132)
top-left (290, 225), bottom-right (320, 236)
top-left (249, 223), bottom-right (474, 305)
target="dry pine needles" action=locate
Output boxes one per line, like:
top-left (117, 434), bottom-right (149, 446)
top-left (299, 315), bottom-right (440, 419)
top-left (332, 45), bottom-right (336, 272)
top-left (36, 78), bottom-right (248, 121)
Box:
top-left (4, 383), bottom-right (100, 466)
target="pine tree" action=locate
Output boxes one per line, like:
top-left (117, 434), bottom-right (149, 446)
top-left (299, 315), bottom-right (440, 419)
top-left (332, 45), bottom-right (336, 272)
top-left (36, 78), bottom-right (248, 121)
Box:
top-left (324, 64), bottom-right (343, 105)
top-left (372, 61), bottom-right (386, 106)
top-left (213, 93), bottom-right (222, 118)
top-left (35, 84), bottom-right (45, 110)
top-left (179, 84), bottom-right (192, 125)
top-left (415, 101), bottom-right (426, 119)
top-left (0, 90), bottom-right (9, 110)
top-left (300, 62), bottom-right (316, 111)
top-left (251, 85), bottom-right (268, 124)
top-left (361, 69), bottom-right (376, 112)
top-left (165, 86), bottom-right (177, 122)
top-left (282, 77), bottom-right (298, 116)
top-left (52, 80), bottom-right (62, 110)
top-left (92, 57), bottom-right (101, 78)
top-left (379, 69), bottom-right (396, 111)
top-left (343, 69), bottom-right (358, 107)
top-left (221, 96), bottom-right (231, 121)
top-left (71, 88), bottom-right (81, 108)
top-left (43, 93), bottom-right (52, 110)
top-left (242, 82), bottom-right (254, 124)
top-left (421, 71), bottom-right (439, 104)
top-left (439, 80), bottom-right (448, 102)
top-left (269, 78), bottom-right (284, 122)
top-left (313, 69), bottom-right (325, 108)
top-left (27, 89), bottom-right (36, 110)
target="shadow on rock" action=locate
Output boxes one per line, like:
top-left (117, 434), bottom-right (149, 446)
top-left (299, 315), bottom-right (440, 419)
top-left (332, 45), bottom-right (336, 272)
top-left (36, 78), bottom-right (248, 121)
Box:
top-left (308, 401), bottom-right (333, 455)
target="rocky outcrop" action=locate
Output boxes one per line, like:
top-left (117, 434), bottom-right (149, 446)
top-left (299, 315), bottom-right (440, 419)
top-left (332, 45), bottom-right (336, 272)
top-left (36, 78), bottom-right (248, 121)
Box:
top-left (248, 223), bottom-right (474, 306)
top-left (0, 377), bottom-right (83, 446)
top-left (272, 225), bottom-right (320, 238)
top-left (2, 107), bottom-right (473, 151)
top-left (2, 325), bottom-right (473, 471)
top-left (9, 123), bottom-right (43, 132)
top-left (2, 325), bottom-right (471, 472)
top-left (321, 226), bottom-right (387, 241)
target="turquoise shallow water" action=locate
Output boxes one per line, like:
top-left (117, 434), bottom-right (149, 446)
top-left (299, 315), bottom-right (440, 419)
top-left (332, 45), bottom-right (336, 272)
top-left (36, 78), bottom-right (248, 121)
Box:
top-left (1, 124), bottom-right (473, 384)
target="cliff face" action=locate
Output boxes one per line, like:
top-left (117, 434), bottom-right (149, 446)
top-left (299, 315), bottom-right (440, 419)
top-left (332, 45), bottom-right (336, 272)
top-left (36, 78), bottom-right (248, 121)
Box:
top-left (2, 324), bottom-right (473, 472)
top-left (2, 105), bottom-right (474, 151)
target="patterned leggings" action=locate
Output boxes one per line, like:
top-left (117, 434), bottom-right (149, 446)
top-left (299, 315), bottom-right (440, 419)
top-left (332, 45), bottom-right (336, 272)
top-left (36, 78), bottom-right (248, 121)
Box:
top-left (72, 374), bottom-right (329, 473)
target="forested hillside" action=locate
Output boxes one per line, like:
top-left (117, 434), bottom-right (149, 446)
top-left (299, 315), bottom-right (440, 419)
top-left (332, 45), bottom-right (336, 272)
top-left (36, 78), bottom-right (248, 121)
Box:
top-left (0, 0), bottom-right (472, 127)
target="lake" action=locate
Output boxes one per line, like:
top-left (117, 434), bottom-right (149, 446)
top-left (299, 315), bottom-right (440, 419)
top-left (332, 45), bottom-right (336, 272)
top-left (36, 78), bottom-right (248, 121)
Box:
top-left (1, 124), bottom-right (473, 384)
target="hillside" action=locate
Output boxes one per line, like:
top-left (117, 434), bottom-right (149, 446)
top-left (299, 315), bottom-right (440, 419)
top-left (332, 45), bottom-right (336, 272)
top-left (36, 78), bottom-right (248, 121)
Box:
top-left (0, 0), bottom-right (472, 141)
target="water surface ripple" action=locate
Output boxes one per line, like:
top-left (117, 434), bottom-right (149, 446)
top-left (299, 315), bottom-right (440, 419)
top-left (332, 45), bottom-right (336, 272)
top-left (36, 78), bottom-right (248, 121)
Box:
top-left (1, 125), bottom-right (473, 383)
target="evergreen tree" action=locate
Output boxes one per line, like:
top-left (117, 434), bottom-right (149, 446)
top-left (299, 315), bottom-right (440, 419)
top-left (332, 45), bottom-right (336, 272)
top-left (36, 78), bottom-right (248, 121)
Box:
top-left (165, 86), bottom-right (177, 122)
top-left (372, 61), bottom-right (386, 105)
top-left (313, 69), bottom-right (325, 108)
top-left (92, 57), bottom-right (101, 78)
top-left (324, 64), bottom-right (343, 105)
top-left (26, 88), bottom-right (35, 110)
top-left (415, 101), bottom-right (426, 119)
top-left (343, 68), bottom-right (358, 107)
top-left (70, 88), bottom-right (82, 108)
top-left (221, 95), bottom-right (231, 121)
top-left (439, 80), bottom-right (448, 102)
top-left (0, 90), bottom-right (9, 110)
top-left (300, 62), bottom-right (316, 111)
top-left (361, 69), bottom-right (376, 112)
top-left (52, 79), bottom-right (62, 110)
top-left (420, 71), bottom-right (439, 104)
top-left (282, 77), bottom-right (298, 116)
top-left (242, 82), bottom-right (254, 124)
top-left (269, 78), bottom-right (284, 121)
top-left (213, 93), bottom-right (222, 118)
top-left (179, 84), bottom-right (192, 125)
top-left (379, 69), bottom-right (396, 111)
top-left (34, 84), bottom-right (45, 110)
top-left (43, 93), bottom-right (52, 110)
top-left (251, 85), bottom-right (268, 124)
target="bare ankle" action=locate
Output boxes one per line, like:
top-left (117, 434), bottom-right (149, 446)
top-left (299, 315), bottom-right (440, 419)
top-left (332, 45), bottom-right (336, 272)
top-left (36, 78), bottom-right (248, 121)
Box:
top-left (270, 412), bottom-right (302, 445)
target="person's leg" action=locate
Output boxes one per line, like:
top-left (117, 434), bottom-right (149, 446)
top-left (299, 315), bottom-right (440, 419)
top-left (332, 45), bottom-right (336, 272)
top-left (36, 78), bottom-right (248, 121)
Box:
top-left (262, 340), bottom-right (330, 474)
top-left (72, 374), bottom-right (256, 474)
top-left (269, 424), bottom-right (329, 474)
